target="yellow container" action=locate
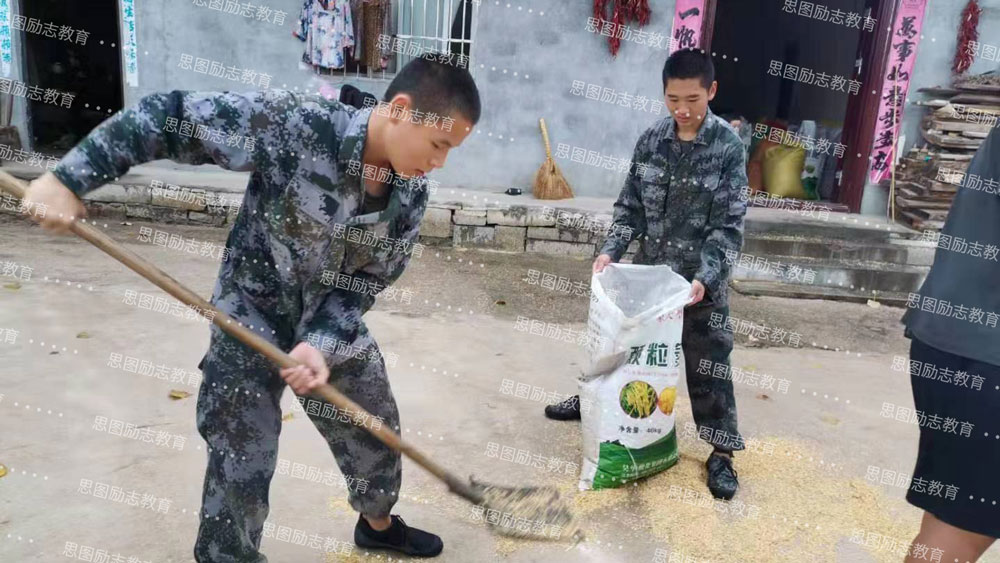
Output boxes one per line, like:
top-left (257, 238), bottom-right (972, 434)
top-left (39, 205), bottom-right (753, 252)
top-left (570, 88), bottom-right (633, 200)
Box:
top-left (762, 144), bottom-right (807, 199)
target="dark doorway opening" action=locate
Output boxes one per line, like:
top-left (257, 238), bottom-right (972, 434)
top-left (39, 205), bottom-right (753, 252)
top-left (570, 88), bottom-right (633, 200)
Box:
top-left (20, 0), bottom-right (123, 155)
top-left (702, 0), bottom-right (892, 213)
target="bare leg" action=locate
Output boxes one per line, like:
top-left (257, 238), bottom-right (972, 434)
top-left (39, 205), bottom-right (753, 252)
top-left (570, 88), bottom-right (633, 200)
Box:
top-left (363, 514), bottom-right (392, 531)
top-left (904, 511), bottom-right (996, 563)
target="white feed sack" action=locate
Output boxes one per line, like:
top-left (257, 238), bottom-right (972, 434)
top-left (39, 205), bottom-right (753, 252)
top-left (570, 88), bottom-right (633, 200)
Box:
top-left (579, 264), bottom-right (691, 490)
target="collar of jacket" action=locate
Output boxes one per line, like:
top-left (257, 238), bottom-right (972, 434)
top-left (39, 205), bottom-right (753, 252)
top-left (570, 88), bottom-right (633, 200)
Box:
top-left (338, 106), bottom-right (372, 188)
top-left (337, 106), bottom-right (415, 196)
top-left (663, 106), bottom-right (715, 146)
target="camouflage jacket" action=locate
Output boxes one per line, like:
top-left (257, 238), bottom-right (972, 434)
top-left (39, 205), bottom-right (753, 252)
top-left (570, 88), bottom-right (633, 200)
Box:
top-left (53, 91), bottom-right (428, 366)
top-left (600, 108), bottom-right (749, 304)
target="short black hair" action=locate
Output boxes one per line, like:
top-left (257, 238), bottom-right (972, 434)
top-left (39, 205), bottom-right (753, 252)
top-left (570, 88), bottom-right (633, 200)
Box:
top-left (383, 54), bottom-right (481, 124)
top-left (662, 49), bottom-right (715, 90)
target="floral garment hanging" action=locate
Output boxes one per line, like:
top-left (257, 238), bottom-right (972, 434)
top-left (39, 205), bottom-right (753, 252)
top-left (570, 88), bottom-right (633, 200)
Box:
top-left (294, 0), bottom-right (356, 70)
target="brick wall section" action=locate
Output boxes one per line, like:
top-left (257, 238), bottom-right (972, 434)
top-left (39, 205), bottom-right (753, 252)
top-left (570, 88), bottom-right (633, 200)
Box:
top-left (1, 181), bottom-right (637, 258)
top-left (424, 202), bottom-right (638, 258)
top-left (77, 182), bottom-right (236, 226)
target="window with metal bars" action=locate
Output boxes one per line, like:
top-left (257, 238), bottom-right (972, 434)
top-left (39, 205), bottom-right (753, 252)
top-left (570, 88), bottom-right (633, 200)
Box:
top-left (307, 0), bottom-right (475, 80)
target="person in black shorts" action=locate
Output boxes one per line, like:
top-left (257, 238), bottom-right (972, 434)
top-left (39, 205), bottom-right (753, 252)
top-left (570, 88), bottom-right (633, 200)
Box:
top-left (901, 125), bottom-right (1000, 562)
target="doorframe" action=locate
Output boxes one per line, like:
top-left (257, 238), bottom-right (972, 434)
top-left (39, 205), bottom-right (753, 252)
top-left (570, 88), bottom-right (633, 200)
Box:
top-left (14, 0), bottom-right (33, 151)
top-left (838, 0), bottom-right (898, 213)
top-left (698, 0), bottom-right (901, 213)
top-left (16, 0), bottom-right (127, 153)
top-left (114, 0), bottom-right (127, 104)
top-left (700, 0), bottom-right (718, 51)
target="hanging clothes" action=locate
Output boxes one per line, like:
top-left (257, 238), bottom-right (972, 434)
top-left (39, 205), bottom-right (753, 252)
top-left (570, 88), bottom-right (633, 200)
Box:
top-left (293, 0), bottom-right (355, 70)
top-left (361, 0), bottom-right (391, 70)
top-left (349, 0), bottom-right (365, 62)
top-left (345, 0), bottom-right (392, 70)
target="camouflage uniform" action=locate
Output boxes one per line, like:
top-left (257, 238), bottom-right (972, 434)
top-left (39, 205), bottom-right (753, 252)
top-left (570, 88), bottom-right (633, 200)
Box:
top-left (600, 108), bottom-right (749, 452)
top-left (52, 90), bottom-right (428, 562)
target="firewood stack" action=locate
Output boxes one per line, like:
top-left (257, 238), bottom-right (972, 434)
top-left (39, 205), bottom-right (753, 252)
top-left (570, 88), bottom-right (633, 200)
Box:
top-left (893, 71), bottom-right (999, 232)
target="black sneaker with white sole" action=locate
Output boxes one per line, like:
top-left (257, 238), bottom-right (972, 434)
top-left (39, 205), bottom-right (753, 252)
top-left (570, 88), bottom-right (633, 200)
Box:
top-left (354, 514), bottom-right (443, 558)
top-left (544, 394), bottom-right (581, 420)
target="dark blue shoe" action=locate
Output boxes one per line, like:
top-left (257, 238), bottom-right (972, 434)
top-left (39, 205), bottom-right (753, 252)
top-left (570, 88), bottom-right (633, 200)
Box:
top-left (707, 453), bottom-right (739, 500)
top-left (354, 515), bottom-right (443, 558)
top-left (544, 395), bottom-right (581, 420)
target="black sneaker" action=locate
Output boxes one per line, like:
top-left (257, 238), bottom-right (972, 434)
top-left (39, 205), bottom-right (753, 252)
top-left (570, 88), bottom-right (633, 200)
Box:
top-left (544, 395), bottom-right (581, 420)
top-left (354, 514), bottom-right (443, 558)
top-left (706, 453), bottom-right (739, 500)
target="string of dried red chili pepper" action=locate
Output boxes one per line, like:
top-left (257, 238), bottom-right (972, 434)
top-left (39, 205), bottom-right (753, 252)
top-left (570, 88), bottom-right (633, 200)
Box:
top-left (594, 0), bottom-right (651, 57)
top-left (952, 0), bottom-right (981, 75)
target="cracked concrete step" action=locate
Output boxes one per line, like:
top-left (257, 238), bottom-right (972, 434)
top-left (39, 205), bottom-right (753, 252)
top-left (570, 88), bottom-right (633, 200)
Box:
top-left (731, 280), bottom-right (912, 307)
top-left (730, 254), bottom-right (928, 294)
top-left (743, 234), bottom-right (936, 267)
top-left (745, 207), bottom-right (921, 242)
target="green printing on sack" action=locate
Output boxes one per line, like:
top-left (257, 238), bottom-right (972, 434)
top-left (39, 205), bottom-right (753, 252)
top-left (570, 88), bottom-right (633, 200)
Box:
top-left (591, 429), bottom-right (679, 490)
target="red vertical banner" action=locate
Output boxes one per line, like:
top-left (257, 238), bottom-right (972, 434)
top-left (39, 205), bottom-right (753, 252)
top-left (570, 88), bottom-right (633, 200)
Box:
top-left (669, 0), bottom-right (706, 53)
top-left (869, 0), bottom-right (928, 183)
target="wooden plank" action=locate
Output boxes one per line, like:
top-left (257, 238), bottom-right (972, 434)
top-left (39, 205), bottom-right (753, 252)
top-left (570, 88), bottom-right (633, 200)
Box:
top-left (916, 176), bottom-right (959, 192)
top-left (917, 86), bottom-right (960, 97)
top-left (950, 93), bottom-right (1000, 105)
top-left (953, 82), bottom-right (1000, 93)
top-left (913, 99), bottom-right (950, 108)
top-left (896, 189), bottom-right (951, 203)
top-left (927, 153), bottom-right (973, 162)
top-left (898, 182), bottom-right (930, 196)
top-left (897, 210), bottom-right (927, 230)
top-left (927, 180), bottom-right (959, 193)
top-left (930, 119), bottom-right (993, 133)
top-left (922, 129), bottom-right (984, 149)
top-left (917, 208), bottom-right (949, 220)
top-left (899, 180), bottom-right (929, 190)
top-left (899, 210), bottom-right (945, 230)
top-left (912, 146), bottom-right (974, 158)
top-left (933, 103), bottom-right (1000, 119)
top-left (899, 185), bottom-right (954, 201)
top-left (896, 196), bottom-right (953, 210)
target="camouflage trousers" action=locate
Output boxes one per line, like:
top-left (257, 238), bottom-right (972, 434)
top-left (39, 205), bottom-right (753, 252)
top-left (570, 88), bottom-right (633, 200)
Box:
top-left (682, 300), bottom-right (744, 452)
top-left (193, 325), bottom-right (402, 563)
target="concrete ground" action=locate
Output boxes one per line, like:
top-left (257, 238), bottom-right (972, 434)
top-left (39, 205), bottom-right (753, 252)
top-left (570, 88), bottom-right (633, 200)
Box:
top-left (0, 214), bottom-right (996, 563)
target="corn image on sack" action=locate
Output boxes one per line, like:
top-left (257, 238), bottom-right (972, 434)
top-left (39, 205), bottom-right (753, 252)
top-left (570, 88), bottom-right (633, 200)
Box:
top-left (579, 264), bottom-right (690, 490)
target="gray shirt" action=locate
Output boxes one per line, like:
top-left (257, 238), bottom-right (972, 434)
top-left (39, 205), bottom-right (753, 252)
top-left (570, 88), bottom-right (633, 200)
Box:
top-left (902, 126), bottom-right (1000, 366)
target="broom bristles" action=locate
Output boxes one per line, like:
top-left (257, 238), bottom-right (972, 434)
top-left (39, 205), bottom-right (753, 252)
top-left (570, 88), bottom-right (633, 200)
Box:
top-left (533, 157), bottom-right (574, 200)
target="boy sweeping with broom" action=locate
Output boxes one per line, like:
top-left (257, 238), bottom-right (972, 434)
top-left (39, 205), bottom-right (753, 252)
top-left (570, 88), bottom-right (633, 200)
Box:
top-left (544, 49), bottom-right (749, 501)
top-left (23, 54), bottom-right (480, 561)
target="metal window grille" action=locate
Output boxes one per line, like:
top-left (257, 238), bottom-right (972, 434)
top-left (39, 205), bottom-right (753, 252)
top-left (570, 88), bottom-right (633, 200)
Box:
top-left (317, 0), bottom-right (476, 81)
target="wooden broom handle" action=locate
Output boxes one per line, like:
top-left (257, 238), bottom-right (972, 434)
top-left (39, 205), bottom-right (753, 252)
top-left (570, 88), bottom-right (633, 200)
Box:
top-left (0, 170), bottom-right (483, 505)
top-left (539, 118), bottom-right (554, 160)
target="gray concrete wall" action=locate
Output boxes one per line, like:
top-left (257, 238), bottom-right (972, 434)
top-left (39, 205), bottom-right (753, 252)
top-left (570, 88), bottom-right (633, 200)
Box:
top-left (8, 1), bottom-right (998, 216)
top-left (435, 1), bottom-right (679, 196)
top-left (127, 0), bottom-right (349, 103)
top-left (860, 0), bottom-right (1000, 215)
